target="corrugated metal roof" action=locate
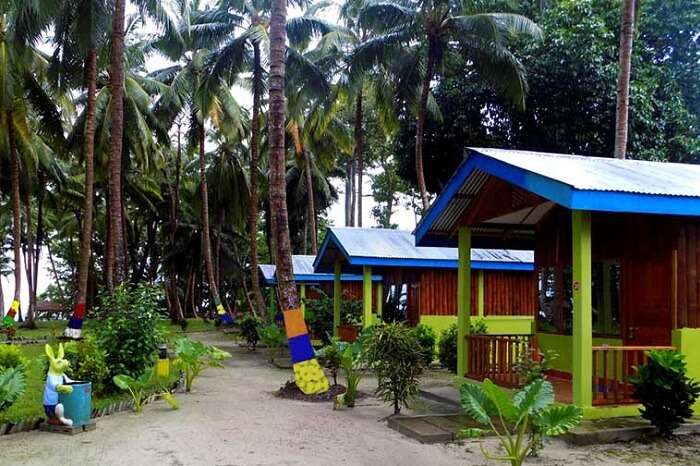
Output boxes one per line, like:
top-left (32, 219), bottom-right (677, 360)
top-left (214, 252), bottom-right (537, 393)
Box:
top-left (259, 255), bottom-right (378, 284)
top-left (318, 227), bottom-right (533, 267)
top-left (473, 148), bottom-right (700, 197)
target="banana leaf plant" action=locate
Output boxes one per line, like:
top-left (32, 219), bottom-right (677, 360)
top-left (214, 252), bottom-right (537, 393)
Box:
top-left (0, 366), bottom-right (26, 411)
top-left (459, 378), bottom-right (582, 466)
top-left (113, 367), bottom-right (179, 413)
top-left (173, 338), bottom-right (231, 392)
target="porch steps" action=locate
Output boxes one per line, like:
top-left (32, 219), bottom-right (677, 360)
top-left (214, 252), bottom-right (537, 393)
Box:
top-left (387, 414), bottom-right (487, 444)
top-left (564, 417), bottom-right (700, 446)
top-left (418, 386), bottom-right (461, 409)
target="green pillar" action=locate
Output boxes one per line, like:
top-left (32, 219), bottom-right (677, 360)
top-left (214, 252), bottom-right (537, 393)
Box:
top-left (363, 266), bottom-right (373, 328)
top-left (477, 270), bottom-right (485, 317)
top-left (457, 227), bottom-right (472, 377)
top-left (333, 260), bottom-right (341, 338)
top-left (376, 281), bottom-right (383, 323)
top-left (572, 210), bottom-right (593, 408)
top-left (300, 284), bottom-right (306, 319)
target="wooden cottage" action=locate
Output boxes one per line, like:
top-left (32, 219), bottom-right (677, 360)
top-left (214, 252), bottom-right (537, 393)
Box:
top-left (313, 228), bottom-right (534, 338)
top-left (415, 147), bottom-right (700, 418)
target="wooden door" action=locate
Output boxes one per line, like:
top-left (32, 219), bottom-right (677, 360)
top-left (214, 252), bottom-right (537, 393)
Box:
top-left (622, 255), bottom-right (673, 346)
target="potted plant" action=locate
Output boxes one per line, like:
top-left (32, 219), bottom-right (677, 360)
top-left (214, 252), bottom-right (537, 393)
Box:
top-left (337, 299), bottom-right (363, 343)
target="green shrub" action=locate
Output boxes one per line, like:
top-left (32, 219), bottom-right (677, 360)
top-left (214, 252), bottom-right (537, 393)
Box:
top-left (316, 338), bottom-right (344, 385)
top-left (438, 324), bottom-right (458, 372)
top-left (174, 337), bottom-right (231, 392)
top-left (341, 298), bottom-right (362, 326)
top-left (0, 345), bottom-right (28, 370)
top-left (460, 379), bottom-right (582, 466)
top-left (64, 337), bottom-right (110, 397)
top-left (631, 349), bottom-right (700, 437)
top-left (240, 314), bottom-right (262, 350)
top-left (339, 343), bottom-right (363, 407)
top-left (470, 318), bottom-right (488, 335)
top-left (92, 284), bottom-right (166, 384)
top-left (258, 323), bottom-right (286, 363)
top-left (514, 348), bottom-right (558, 386)
top-left (412, 324), bottom-right (437, 367)
top-left (304, 290), bottom-right (334, 344)
top-left (365, 323), bottom-right (424, 414)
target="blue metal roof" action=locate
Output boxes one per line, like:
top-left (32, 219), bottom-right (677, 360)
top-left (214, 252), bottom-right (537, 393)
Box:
top-left (313, 227), bottom-right (534, 273)
top-left (415, 148), bottom-right (700, 246)
top-left (259, 255), bottom-right (381, 285)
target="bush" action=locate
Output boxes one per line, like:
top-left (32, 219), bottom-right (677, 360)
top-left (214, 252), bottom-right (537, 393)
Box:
top-left (258, 323), bottom-right (286, 363)
top-left (365, 323), bottom-right (424, 414)
top-left (174, 337), bottom-right (231, 392)
top-left (631, 349), bottom-right (700, 437)
top-left (341, 298), bottom-right (362, 326)
top-left (92, 284), bottom-right (166, 384)
top-left (514, 348), bottom-right (558, 387)
top-left (470, 318), bottom-right (488, 335)
top-left (460, 379), bottom-right (582, 466)
top-left (316, 339), bottom-right (344, 385)
top-left (304, 291), bottom-right (334, 344)
top-left (412, 324), bottom-right (436, 367)
top-left (0, 345), bottom-right (28, 370)
top-left (64, 337), bottom-right (110, 397)
top-left (240, 314), bottom-right (262, 350)
top-left (438, 324), bottom-right (458, 372)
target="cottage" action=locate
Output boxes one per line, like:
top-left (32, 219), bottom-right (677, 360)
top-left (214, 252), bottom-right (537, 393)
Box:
top-left (415, 147), bottom-right (700, 418)
top-left (313, 227), bottom-right (534, 338)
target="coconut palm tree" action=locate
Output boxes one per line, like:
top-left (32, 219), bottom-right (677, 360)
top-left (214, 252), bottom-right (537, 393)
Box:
top-left (355, 0), bottom-right (541, 211)
top-left (614, 0), bottom-right (636, 159)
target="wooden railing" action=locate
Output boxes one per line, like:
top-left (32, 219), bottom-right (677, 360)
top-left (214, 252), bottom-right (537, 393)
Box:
top-left (467, 334), bottom-right (535, 388)
top-left (592, 345), bottom-right (675, 406)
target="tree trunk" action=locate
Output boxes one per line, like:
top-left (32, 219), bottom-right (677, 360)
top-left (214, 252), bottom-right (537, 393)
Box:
top-left (106, 0), bottom-right (127, 290)
top-left (415, 49), bottom-right (436, 211)
top-left (248, 41), bottom-right (267, 315)
top-left (268, 0), bottom-right (298, 310)
top-left (614, 0), bottom-right (635, 159)
top-left (354, 91), bottom-right (364, 227)
top-left (7, 116), bottom-right (21, 321)
top-left (350, 155), bottom-right (357, 226)
top-left (67, 48), bottom-right (97, 337)
top-left (198, 122), bottom-right (224, 314)
top-left (345, 163), bottom-right (353, 226)
top-left (23, 193), bottom-right (36, 328)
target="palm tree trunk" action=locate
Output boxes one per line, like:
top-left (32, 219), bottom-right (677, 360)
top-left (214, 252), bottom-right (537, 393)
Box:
top-left (22, 193), bottom-right (36, 329)
top-left (198, 122), bottom-right (223, 315)
top-left (248, 41), bottom-right (267, 315)
top-left (350, 156), bottom-right (357, 226)
top-left (354, 91), bottom-right (364, 227)
top-left (67, 48), bottom-right (97, 337)
top-left (106, 0), bottom-right (127, 290)
top-left (614, 0), bottom-right (635, 159)
top-left (7, 116), bottom-right (21, 322)
top-left (345, 162), bottom-right (353, 226)
top-left (268, 0), bottom-right (298, 310)
top-left (415, 49), bottom-right (436, 211)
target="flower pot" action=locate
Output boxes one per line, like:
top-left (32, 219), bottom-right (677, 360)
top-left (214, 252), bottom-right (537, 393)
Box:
top-left (338, 325), bottom-right (361, 343)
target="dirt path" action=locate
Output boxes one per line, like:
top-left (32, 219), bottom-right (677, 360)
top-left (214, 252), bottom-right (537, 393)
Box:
top-left (1, 332), bottom-right (697, 466)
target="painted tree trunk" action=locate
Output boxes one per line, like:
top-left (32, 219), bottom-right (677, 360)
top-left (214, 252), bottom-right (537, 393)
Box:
top-left (248, 41), bottom-right (265, 315)
top-left (614, 0), bottom-right (635, 159)
top-left (354, 91), bottom-right (364, 227)
top-left (106, 0), bottom-right (127, 290)
top-left (67, 48), bottom-right (98, 337)
top-left (415, 49), bottom-right (436, 211)
top-left (268, 0), bottom-right (328, 394)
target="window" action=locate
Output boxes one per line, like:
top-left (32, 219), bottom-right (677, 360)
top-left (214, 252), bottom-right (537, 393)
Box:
top-left (537, 261), bottom-right (620, 336)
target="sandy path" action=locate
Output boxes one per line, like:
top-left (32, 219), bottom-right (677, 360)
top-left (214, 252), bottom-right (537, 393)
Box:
top-left (1, 333), bottom-right (695, 466)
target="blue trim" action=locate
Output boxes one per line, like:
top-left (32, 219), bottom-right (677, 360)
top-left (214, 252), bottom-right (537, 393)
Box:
top-left (347, 256), bottom-right (532, 271)
top-left (263, 273), bottom-right (382, 286)
top-left (416, 149), bottom-right (700, 246)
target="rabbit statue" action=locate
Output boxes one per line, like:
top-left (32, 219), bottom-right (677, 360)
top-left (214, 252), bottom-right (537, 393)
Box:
top-left (43, 343), bottom-right (74, 426)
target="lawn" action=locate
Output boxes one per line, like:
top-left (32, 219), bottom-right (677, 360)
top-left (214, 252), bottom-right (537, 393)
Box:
top-left (0, 317), bottom-right (218, 424)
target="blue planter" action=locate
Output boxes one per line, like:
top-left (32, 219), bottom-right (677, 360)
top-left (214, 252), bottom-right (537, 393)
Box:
top-left (58, 382), bottom-right (92, 427)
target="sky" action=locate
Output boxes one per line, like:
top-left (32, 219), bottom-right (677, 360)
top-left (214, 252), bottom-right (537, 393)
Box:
top-left (1, 0), bottom-right (419, 313)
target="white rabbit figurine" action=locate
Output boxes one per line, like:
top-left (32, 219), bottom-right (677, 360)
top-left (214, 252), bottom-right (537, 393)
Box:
top-left (43, 344), bottom-right (74, 426)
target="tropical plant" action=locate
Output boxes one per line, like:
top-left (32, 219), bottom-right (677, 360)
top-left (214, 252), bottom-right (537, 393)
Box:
top-left (113, 370), bottom-right (156, 413)
top-left (64, 337), bottom-right (110, 397)
top-left (470, 318), bottom-right (488, 335)
top-left (0, 345), bottom-right (28, 370)
top-left (240, 314), bottom-right (262, 351)
top-left (460, 379), bottom-right (583, 466)
top-left (630, 349), bottom-right (700, 437)
top-left (341, 298), bottom-right (363, 326)
top-left (365, 322), bottom-right (423, 414)
top-left (316, 338), bottom-right (345, 386)
top-left (173, 337), bottom-right (232, 392)
top-left (0, 366), bottom-right (26, 411)
top-left (438, 323), bottom-right (458, 372)
top-left (338, 342), bottom-right (363, 407)
top-left (304, 290), bottom-right (334, 344)
top-left (412, 323), bottom-right (436, 367)
top-left (514, 348), bottom-right (558, 387)
top-left (355, 0), bottom-right (541, 210)
top-left (258, 323), bottom-right (286, 364)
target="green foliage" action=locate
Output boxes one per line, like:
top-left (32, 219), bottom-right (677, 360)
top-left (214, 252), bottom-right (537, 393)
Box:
top-left (412, 324), bottom-right (436, 367)
top-left (470, 318), bottom-right (488, 335)
top-left (338, 343), bottom-right (363, 408)
top-left (113, 370), bottom-right (157, 413)
top-left (438, 324), bottom-right (458, 373)
top-left (304, 290), bottom-right (334, 344)
top-left (514, 349), bottom-right (558, 387)
top-left (240, 314), bottom-right (262, 350)
top-left (365, 323), bottom-right (424, 414)
top-left (459, 379), bottom-right (582, 466)
top-left (0, 366), bottom-right (27, 412)
top-left (173, 337), bottom-right (231, 392)
top-left (630, 349), bottom-right (700, 437)
top-left (258, 323), bottom-right (286, 363)
top-left (63, 337), bottom-right (110, 397)
top-left (316, 338), bottom-right (344, 385)
top-left (341, 298), bottom-right (362, 326)
top-left (92, 284), bottom-right (166, 384)
top-left (0, 345), bottom-right (28, 370)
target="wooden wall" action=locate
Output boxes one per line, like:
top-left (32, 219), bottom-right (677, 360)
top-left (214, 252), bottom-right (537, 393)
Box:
top-left (307, 282), bottom-right (378, 310)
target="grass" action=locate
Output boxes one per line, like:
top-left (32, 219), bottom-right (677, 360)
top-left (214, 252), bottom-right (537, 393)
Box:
top-left (0, 317), bottom-right (218, 424)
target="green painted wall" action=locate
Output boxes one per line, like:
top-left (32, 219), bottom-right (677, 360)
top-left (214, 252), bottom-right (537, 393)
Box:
top-left (536, 332), bottom-right (622, 375)
top-left (672, 328), bottom-right (700, 413)
top-left (420, 315), bottom-right (534, 339)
